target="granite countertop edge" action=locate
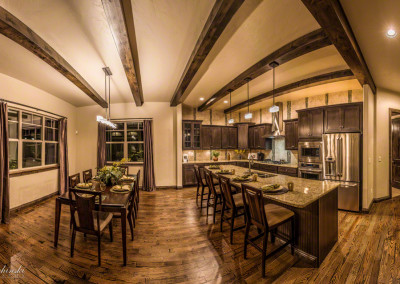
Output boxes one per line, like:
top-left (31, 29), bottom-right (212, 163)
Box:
top-left (184, 159), bottom-right (298, 169)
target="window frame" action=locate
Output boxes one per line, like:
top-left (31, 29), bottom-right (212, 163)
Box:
top-left (9, 107), bottom-right (60, 173)
top-left (106, 120), bottom-right (144, 164)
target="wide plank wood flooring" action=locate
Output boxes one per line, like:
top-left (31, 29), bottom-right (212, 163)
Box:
top-left (0, 187), bottom-right (399, 283)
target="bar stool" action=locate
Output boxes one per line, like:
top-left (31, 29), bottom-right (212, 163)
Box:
top-left (204, 169), bottom-right (222, 224)
top-left (241, 183), bottom-right (295, 278)
top-left (219, 176), bottom-right (245, 244)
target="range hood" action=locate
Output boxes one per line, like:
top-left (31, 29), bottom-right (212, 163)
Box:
top-left (263, 102), bottom-right (284, 138)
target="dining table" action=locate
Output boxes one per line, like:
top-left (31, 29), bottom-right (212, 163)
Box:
top-left (53, 178), bottom-right (135, 266)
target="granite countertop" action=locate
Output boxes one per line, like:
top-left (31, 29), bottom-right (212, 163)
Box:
top-left (184, 159), bottom-right (298, 169)
top-left (206, 165), bottom-right (339, 208)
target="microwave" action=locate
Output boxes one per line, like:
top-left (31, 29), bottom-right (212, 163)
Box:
top-left (298, 141), bottom-right (323, 163)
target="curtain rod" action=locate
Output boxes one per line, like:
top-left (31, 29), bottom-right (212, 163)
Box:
top-left (0, 98), bottom-right (66, 119)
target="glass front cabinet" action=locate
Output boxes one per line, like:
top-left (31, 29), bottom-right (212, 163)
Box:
top-left (182, 120), bottom-right (202, 150)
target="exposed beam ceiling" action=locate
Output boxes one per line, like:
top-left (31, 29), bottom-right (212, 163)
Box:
top-left (301, 0), bottom-right (376, 94)
top-left (224, 69), bottom-right (354, 113)
top-left (102, 0), bottom-right (144, 106)
top-left (198, 28), bottom-right (331, 111)
top-left (170, 0), bottom-right (245, 107)
top-left (0, 6), bottom-right (108, 108)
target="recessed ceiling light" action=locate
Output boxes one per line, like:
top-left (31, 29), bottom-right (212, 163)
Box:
top-left (199, 97), bottom-right (204, 101)
top-left (223, 100), bottom-right (228, 103)
top-left (387, 28), bottom-right (397, 38)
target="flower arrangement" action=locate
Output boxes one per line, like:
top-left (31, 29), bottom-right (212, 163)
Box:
top-left (211, 150), bottom-right (220, 161)
top-left (234, 149), bottom-right (246, 160)
top-left (98, 158), bottom-right (130, 186)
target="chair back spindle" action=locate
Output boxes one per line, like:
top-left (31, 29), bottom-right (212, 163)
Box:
top-left (242, 184), bottom-right (268, 230)
top-left (82, 169), bottom-right (93, 183)
top-left (219, 176), bottom-right (235, 209)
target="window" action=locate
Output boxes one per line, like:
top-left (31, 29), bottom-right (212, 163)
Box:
top-left (106, 121), bottom-right (144, 162)
top-left (8, 108), bottom-right (59, 170)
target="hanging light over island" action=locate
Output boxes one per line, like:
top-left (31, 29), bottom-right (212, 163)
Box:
top-left (244, 78), bottom-right (252, 119)
top-left (269, 61), bottom-right (280, 113)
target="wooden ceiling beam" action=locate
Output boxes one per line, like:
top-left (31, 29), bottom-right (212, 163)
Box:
top-left (301, 0), bottom-right (376, 94)
top-left (198, 28), bottom-right (331, 112)
top-left (170, 0), bottom-right (245, 107)
top-left (224, 69), bottom-right (354, 113)
top-left (102, 0), bottom-right (144, 106)
top-left (0, 6), bottom-right (108, 107)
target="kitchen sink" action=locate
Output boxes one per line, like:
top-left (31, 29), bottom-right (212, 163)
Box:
top-left (257, 173), bottom-right (277, 178)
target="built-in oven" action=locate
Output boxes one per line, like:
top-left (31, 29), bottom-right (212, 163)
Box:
top-left (298, 141), bottom-right (323, 163)
top-left (298, 162), bottom-right (323, 180)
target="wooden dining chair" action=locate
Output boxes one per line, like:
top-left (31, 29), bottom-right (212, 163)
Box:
top-left (219, 176), bottom-right (246, 244)
top-left (194, 165), bottom-right (209, 209)
top-left (113, 170), bottom-right (140, 241)
top-left (69, 188), bottom-right (113, 266)
top-left (204, 169), bottom-right (222, 224)
top-left (82, 169), bottom-right (93, 183)
top-left (69, 173), bottom-right (80, 188)
top-left (241, 184), bottom-right (295, 277)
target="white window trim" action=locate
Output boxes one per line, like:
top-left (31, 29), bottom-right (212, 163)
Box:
top-left (9, 108), bottom-right (60, 174)
top-left (106, 120), bottom-right (144, 163)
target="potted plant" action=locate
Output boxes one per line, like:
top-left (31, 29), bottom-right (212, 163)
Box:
top-left (235, 149), bottom-right (246, 160)
top-left (98, 158), bottom-right (130, 186)
top-left (212, 150), bottom-right (220, 161)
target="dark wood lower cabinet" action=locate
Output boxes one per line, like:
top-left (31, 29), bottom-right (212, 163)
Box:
top-left (182, 164), bottom-right (196, 186)
top-left (278, 167), bottom-right (298, 177)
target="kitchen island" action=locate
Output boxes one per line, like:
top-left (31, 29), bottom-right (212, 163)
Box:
top-left (206, 165), bottom-right (340, 267)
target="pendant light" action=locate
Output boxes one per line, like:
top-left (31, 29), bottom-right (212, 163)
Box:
top-left (269, 61), bottom-right (280, 113)
top-left (227, 89), bottom-right (234, 124)
top-left (244, 78), bottom-right (252, 119)
top-left (97, 67), bottom-right (117, 128)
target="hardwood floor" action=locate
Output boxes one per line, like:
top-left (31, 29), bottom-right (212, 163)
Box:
top-left (0, 187), bottom-right (399, 283)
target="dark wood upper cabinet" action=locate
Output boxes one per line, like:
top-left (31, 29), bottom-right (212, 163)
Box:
top-left (228, 127), bottom-right (238, 148)
top-left (201, 125), bottom-right (211, 149)
top-left (297, 109), bottom-right (323, 139)
top-left (248, 124), bottom-right (272, 149)
top-left (236, 123), bottom-right (254, 149)
top-left (221, 127), bottom-right (230, 149)
top-left (210, 126), bottom-right (222, 149)
top-left (182, 120), bottom-right (202, 150)
top-left (324, 103), bottom-right (362, 133)
top-left (310, 109), bottom-right (324, 138)
top-left (248, 126), bottom-right (255, 149)
top-left (284, 119), bottom-right (298, 150)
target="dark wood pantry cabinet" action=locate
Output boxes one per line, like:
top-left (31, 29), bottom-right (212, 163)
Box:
top-left (182, 120), bottom-right (202, 150)
top-left (284, 119), bottom-right (298, 150)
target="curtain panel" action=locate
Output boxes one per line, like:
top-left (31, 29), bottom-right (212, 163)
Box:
top-left (97, 123), bottom-right (106, 170)
top-left (143, 120), bottom-right (156, 191)
top-left (58, 118), bottom-right (68, 195)
top-left (0, 102), bottom-right (10, 223)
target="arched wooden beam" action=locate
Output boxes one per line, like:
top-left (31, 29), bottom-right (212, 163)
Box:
top-left (198, 29), bottom-right (331, 112)
top-left (224, 69), bottom-right (354, 114)
top-left (301, 0), bottom-right (376, 94)
top-left (170, 0), bottom-right (245, 107)
top-left (102, 0), bottom-right (144, 106)
top-left (0, 6), bottom-right (108, 107)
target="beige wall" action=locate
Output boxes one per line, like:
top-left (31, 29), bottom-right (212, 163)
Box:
top-left (75, 102), bottom-right (178, 187)
top-left (0, 73), bottom-right (78, 209)
top-left (374, 88), bottom-right (400, 201)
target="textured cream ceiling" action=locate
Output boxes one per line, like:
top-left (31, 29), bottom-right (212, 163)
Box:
top-left (183, 0), bottom-right (325, 108)
top-left (131, 0), bottom-right (215, 102)
top-left (0, 0), bottom-right (133, 106)
top-left (340, 0), bottom-right (400, 94)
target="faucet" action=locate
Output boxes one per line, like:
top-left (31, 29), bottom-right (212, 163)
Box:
top-left (248, 155), bottom-right (254, 174)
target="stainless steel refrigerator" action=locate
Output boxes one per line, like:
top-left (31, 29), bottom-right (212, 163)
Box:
top-left (322, 133), bottom-right (361, 212)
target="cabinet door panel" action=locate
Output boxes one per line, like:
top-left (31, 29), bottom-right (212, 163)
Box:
top-left (310, 109), bottom-right (324, 138)
top-left (193, 123), bottom-right (201, 149)
top-left (211, 127), bottom-right (222, 149)
top-left (221, 127), bottom-right (230, 149)
top-left (253, 127), bottom-right (260, 149)
top-left (324, 107), bottom-right (342, 133)
top-left (248, 127), bottom-right (255, 149)
top-left (258, 125), bottom-right (265, 149)
top-left (298, 112), bottom-right (310, 139)
top-left (292, 121), bottom-right (298, 149)
top-left (183, 122), bottom-right (193, 149)
top-left (342, 105), bottom-right (361, 132)
top-left (201, 126), bottom-right (211, 149)
top-left (237, 124), bottom-right (249, 149)
top-left (285, 122), bottom-right (293, 149)
top-left (229, 127), bottom-right (238, 148)
top-left (183, 165), bottom-right (196, 186)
